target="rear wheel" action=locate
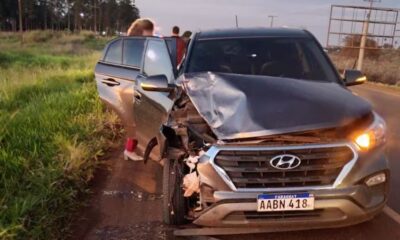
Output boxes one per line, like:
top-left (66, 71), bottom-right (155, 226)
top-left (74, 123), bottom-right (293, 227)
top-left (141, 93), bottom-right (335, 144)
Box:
top-left (162, 159), bottom-right (187, 225)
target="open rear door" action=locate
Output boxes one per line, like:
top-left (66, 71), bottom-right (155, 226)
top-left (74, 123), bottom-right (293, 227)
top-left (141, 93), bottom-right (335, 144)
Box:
top-left (94, 37), bottom-right (146, 139)
top-left (133, 38), bottom-right (176, 160)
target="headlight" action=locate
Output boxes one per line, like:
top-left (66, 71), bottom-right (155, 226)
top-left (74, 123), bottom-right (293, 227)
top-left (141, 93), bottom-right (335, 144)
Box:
top-left (354, 114), bottom-right (386, 150)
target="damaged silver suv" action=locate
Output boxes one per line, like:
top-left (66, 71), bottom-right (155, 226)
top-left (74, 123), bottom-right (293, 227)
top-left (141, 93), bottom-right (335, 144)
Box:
top-left (95, 28), bottom-right (389, 233)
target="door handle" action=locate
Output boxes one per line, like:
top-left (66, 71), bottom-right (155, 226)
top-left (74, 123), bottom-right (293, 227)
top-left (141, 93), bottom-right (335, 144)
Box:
top-left (101, 78), bottom-right (120, 87)
top-left (134, 92), bottom-right (142, 102)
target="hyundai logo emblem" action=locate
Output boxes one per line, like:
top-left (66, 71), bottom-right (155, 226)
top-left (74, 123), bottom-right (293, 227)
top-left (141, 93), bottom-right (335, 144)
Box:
top-left (270, 154), bottom-right (302, 170)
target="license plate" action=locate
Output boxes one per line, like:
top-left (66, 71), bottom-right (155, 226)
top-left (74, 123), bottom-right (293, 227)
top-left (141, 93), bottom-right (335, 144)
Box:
top-left (257, 193), bottom-right (314, 212)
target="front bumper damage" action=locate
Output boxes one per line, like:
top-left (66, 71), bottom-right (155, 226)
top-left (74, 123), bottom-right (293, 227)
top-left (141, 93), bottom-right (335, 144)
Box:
top-left (194, 186), bottom-right (386, 228)
top-left (189, 142), bottom-right (389, 231)
top-left (174, 187), bottom-right (386, 236)
top-left (168, 73), bottom-right (387, 233)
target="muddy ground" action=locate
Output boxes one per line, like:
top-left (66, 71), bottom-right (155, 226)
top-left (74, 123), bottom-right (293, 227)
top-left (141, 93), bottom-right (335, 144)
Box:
top-left (71, 145), bottom-right (170, 240)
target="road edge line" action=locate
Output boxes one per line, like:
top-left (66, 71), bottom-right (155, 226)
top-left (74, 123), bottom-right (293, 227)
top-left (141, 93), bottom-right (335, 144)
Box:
top-left (384, 206), bottom-right (400, 225)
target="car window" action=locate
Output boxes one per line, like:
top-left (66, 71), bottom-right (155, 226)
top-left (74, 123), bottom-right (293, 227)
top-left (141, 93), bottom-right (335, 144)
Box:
top-left (104, 39), bottom-right (122, 64)
top-left (164, 37), bottom-right (176, 60)
top-left (164, 37), bottom-right (178, 68)
top-left (187, 37), bottom-right (338, 82)
top-left (143, 39), bottom-right (174, 82)
top-left (123, 38), bottom-right (145, 68)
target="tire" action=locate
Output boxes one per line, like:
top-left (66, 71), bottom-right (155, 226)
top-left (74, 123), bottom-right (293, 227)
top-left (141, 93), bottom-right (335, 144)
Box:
top-left (162, 159), bottom-right (187, 225)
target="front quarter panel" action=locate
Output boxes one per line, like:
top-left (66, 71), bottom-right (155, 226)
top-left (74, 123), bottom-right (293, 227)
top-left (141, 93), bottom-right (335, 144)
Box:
top-left (340, 145), bottom-right (389, 187)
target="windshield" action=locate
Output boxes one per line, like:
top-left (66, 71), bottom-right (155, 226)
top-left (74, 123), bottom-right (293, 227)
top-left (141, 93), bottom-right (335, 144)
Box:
top-left (186, 37), bottom-right (338, 82)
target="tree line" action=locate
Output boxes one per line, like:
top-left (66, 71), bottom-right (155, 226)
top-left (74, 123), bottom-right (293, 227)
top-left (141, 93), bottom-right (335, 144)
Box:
top-left (0, 0), bottom-right (140, 34)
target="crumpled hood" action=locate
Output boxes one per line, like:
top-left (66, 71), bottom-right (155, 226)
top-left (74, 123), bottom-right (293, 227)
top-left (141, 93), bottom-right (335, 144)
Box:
top-left (179, 72), bottom-right (372, 140)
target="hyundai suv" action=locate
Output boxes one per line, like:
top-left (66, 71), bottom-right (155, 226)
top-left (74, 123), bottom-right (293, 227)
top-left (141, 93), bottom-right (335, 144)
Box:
top-left (95, 28), bottom-right (389, 233)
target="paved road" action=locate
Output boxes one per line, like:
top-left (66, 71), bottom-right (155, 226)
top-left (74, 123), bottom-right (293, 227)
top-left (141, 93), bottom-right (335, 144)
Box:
top-left (351, 83), bottom-right (400, 213)
top-left (73, 83), bottom-right (400, 240)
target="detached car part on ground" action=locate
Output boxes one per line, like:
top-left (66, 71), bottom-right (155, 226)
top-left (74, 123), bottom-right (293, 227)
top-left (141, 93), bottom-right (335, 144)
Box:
top-left (95, 28), bottom-right (389, 233)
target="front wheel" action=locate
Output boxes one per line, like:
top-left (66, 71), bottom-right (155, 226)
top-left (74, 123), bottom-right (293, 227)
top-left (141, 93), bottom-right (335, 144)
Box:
top-left (162, 159), bottom-right (187, 225)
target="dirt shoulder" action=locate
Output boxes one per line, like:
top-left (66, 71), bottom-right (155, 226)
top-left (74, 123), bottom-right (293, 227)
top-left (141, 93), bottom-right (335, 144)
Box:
top-left (70, 145), bottom-right (175, 240)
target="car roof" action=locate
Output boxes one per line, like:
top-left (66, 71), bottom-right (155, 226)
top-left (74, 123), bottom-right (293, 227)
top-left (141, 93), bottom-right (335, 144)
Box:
top-left (195, 27), bottom-right (311, 40)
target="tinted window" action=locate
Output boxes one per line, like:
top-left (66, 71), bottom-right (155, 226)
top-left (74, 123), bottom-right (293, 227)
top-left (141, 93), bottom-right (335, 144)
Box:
top-left (104, 40), bottom-right (122, 64)
top-left (143, 40), bottom-right (174, 81)
top-left (164, 38), bottom-right (177, 67)
top-left (164, 38), bottom-right (176, 59)
top-left (123, 39), bottom-right (145, 67)
top-left (187, 38), bottom-right (337, 82)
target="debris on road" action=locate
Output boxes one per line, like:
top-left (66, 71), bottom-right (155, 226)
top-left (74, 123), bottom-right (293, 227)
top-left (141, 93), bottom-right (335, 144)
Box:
top-left (102, 190), bottom-right (163, 201)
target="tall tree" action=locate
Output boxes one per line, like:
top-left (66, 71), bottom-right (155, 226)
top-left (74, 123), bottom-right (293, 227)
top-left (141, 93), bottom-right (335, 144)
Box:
top-left (0, 0), bottom-right (140, 33)
top-left (93, 0), bottom-right (97, 32)
top-left (117, 0), bottom-right (140, 32)
top-left (18, 0), bottom-right (23, 32)
top-left (0, 0), bottom-right (18, 31)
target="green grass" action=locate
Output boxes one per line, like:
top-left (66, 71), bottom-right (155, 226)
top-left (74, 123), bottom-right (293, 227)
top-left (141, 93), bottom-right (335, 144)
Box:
top-left (0, 31), bottom-right (121, 239)
top-left (0, 51), bottom-right (73, 68)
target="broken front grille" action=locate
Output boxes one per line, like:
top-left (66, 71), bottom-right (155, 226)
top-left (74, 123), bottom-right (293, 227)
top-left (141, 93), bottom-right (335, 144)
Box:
top-left (214, 145), bottom-right (354, 189)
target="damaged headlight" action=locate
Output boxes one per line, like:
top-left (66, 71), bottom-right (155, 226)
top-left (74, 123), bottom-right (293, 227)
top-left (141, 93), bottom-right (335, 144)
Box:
top-left (354, 114), bottom-right (386, 150)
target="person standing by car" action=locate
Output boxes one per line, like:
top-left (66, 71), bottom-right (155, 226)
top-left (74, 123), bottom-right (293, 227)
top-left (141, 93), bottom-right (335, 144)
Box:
top-left (181, 31), bottom-right (192, 46)
top-left (171, 26), bottom-right (186, 66)
top-left (119, 18), bottom-right (155, 161)
top-left (127, 18), bottom-right (155, 36)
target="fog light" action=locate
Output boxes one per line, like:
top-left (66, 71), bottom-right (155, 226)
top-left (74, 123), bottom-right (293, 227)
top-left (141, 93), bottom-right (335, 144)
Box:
top-left (365, 173), bottom-right (386, 187)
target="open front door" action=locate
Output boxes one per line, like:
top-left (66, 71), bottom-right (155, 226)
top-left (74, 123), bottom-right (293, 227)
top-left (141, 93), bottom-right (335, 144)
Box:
top-left (133, 38), bottom-right (176, 160)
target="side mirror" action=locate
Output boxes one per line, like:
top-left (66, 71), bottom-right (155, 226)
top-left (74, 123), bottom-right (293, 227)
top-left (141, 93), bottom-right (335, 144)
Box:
top-left (343, 69), bottom-right (367, 86)
top-left (140, 75), bottom-right (175, 92)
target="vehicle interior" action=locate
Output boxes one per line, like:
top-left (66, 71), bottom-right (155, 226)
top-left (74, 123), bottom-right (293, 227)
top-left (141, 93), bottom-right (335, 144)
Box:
top-left (187, 37), bottom-right (336, 82)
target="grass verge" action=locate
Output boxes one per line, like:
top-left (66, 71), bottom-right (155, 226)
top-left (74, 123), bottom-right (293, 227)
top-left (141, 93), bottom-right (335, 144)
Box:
top-left (330, 49), bottom-right (400, 87)
top-left (0, 31), bottom-right (120, 239)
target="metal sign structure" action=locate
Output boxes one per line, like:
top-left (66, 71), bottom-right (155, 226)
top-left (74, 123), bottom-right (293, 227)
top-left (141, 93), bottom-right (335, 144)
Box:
top-left (327, 4), bottom-right (400, 50)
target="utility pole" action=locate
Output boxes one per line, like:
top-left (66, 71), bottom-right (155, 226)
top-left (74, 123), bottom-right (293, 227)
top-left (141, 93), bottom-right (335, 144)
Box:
top-left (67, 0), bottom-right (71, 31)
top-left (18, 0), bottom-right (23, 43)
top-left (268, 15), bottom-right (277, 28)
top-left (93, 0), bottom-right (97, 33)
top-left (235, 15), bottom-right (239, 28)
top-left (356, 0), bottom-right (381, 71)
top-left (18, 0), bottom-right (23, 33)
top-left (44, 0), bottom-right (48, 29)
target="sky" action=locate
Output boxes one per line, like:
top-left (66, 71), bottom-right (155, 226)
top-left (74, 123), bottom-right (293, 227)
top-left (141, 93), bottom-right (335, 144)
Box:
top-left (135, 0), bottom-right (400, 46)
